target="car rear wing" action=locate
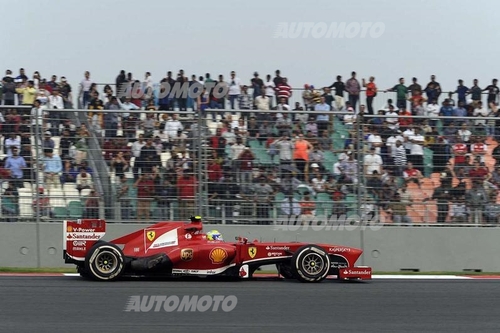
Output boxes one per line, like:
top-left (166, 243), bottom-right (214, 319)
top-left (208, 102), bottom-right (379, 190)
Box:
top-left (63, 219), bottom-right (106, 262)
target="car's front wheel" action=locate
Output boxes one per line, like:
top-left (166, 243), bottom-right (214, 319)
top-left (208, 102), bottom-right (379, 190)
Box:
top-left (290, 245), bottom-right (330, 283)
top-left (84, 243), bottom-right (125, 281)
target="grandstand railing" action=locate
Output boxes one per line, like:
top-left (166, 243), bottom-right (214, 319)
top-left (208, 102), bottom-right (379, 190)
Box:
top-left (1, 105), bottom-right (499, 226)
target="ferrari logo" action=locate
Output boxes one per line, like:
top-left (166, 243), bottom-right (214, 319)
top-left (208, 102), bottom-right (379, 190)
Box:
top-left (181, 248), bottom-right (193, 261)
top-left (147, 231), bottom-right (156, 242)
top-left (248, 247), bottom-right (257, 258)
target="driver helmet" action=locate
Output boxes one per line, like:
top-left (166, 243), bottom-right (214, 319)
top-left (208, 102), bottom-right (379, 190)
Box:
top-left (206, 230), bottom-right (223, 241)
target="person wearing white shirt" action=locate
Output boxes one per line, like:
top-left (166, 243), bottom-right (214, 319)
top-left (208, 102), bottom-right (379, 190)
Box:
top-left (31, 99), bottom-right (46, 139)
top-left (255, 90), bottom-right (270, 111)
top-left (4, 134), bottom-right (21, 157)
top-left (222, 127), bottom-right (236, 145)
top-left (273, 136), bottom-right (294, 163)
top-left (79, 71), bottom-right (93, 108)
top-left (231, 137), bottom-right (245, 161)
top-left (131, 135), bottom-right (146, 179)
top-left (343, 108), bottom-right (357, 130)
top-left (472, 101), bottom-right (488, 127)
top-left (333, 159), bottom-right (344, 178)
top-left (264, 74), bottom-right (275, 108)
top-left (409, 129), bottom-right (425, 173)
top-left (118, 97), bottom-right (140, 118)
top-left (386, 133), bottom-right (404, 158)
top-left (163, 114), bottom-right (184, 139)
top-left (143, 72), bottom-right (154, 103)
top-left (457, 123), bottom-right (472, 142)
top-left (276, 98), bottom-right (291, 119)
top-left (48, 89), bottom-right (64, 109)
top-left (143, 72), bottom-right (153, 89)
top-left (425, 99), bottom-right (440, 127)
top-left (228, 71), bottom-right (242, 110)
top-left (385, 105), bottom-right (399, 130)
top-left (402, 126), bottom-right (415, 154)
top-left (367, 131), bottom-right (383, 155)
top-left (363, 148), bottom-right (383, 175)
top-left (280, 197), bottom-right (301, 224)
top-left (46, 89), bottom-right (64, 135)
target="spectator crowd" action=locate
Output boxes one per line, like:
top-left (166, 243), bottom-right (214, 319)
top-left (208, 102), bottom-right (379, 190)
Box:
top-left (1, 67), bottom-right (500, 224)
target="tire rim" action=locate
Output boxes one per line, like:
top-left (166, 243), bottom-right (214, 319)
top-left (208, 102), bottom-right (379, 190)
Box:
top-left (302, 253), bottom-right (325, 275)
top-left (95, 251), bottom-right (118, 275)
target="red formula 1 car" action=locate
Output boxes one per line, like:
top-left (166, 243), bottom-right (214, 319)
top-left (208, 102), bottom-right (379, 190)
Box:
top-left (63, 217), bottom-right (371, 282)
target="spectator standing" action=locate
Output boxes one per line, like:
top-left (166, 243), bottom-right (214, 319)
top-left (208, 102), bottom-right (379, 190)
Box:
top-left (4, 147), bottom-right (26, 188)
top-left (483, 79), bottom-right (499, 105)
top-left (424, 75), bottom-right (442, 102)
top-left (328, 75), bottom-right (346, 110)
top-left (276, 78), bottom-right (292, 105)
top-left (264, 75), bottom-right (275, 109)
top-left (468, 79), bottom-right (482, 104)
top-left (41, 148), bottom-right (62, 189)
top-left (362, 76), bottom-right (377, 114)
top-left (79, 71), bottom-right (93, 108)
top-left (133, 173), bottom-right (155, 220)
top-left (250, 72), bottom-right (264, 100)
top-left (345, 72), bottom-right (361, 110)
top-left (228, 71), bottom-right (242, 110)
top-left (177, 171), bottom-right (197, 220)
top-left (454, 79), bottom-right (469, 105)
top-left (251, 175), bottom-right (275, 225)
top-left (386, 78), bottom-right (408, 110)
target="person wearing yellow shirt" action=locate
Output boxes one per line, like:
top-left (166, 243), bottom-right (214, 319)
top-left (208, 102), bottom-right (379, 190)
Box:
top-left (16, 80), bottom-right (37, 105)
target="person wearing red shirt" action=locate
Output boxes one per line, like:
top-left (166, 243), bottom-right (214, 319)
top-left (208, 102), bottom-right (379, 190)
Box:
top-left (470, 137), bottom-right (488, 164)
top-left (133, 173), bottom-right (155, 220)
top-left (362, 76), bottom-right (377, 114)
top-left (207, 159), bottom-right (222, 182)
top-left (210, 128), bottom-right (226, 158)
top-left (468, 160), bottom-right (490, 183)
top-left (237, 147), bottom-right (255, 186)
top-left (398, 108), bottom-right (413, 130)
top-left (299, 191), bottom-right (316, 225)
top-left (276, 78), bottom-right (292, 105)
top-left (177, 172), bottom-right (198, 220)
top-left (403, 162), bottom-right (423, 188)
top-left (452, 136), bottom-right (469, 168)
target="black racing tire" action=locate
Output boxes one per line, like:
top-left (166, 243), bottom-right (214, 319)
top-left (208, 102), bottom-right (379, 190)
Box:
top-left (84, 242), bottom-right (125, 281)
top-left (276, 262), bottom-right (294, 279)
top-left (290, 245), bottom-right (330, 283)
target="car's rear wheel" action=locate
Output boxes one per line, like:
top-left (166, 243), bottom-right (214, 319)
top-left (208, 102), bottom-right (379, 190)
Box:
top-left (290, 245), bottom-right (330, 283)
top-left (85, 242), bottom-right (125, 281)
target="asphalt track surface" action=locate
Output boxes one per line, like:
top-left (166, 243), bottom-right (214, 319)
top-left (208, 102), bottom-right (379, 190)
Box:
top-left (1, 276), bottom-right (500, 333)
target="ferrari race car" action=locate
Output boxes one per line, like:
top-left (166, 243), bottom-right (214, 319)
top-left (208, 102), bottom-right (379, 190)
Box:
top-left (63, 217), bottom-right (371, 282)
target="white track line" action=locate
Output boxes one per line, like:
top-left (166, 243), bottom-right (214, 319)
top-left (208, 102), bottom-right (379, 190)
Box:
top-left (62, 273), bottom-right (475, 279)
top-left (372, 275), bottom-right (472, 279)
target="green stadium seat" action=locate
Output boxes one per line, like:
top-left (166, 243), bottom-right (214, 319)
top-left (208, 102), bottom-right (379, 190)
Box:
top-left (53, 207), bottom-right (68, 219)
top-left (68, 201), bottom-right (83, 218)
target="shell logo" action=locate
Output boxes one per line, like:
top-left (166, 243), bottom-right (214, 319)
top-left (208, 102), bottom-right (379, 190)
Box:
top-left (209, 248), bottom-right (228, 264)
top-left (67, 226), bottom-right (73, 232)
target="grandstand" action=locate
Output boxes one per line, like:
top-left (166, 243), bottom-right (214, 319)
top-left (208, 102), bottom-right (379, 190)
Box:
top-left (1, 81), bottom-right (499, 225)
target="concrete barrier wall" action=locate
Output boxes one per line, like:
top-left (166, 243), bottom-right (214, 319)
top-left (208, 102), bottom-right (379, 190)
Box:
top-left (1, 222), bottom-right (499, 272)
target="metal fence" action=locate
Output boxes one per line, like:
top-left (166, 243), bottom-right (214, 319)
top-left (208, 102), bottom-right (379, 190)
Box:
top-left (0, 103), bottom-right (499, 226)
